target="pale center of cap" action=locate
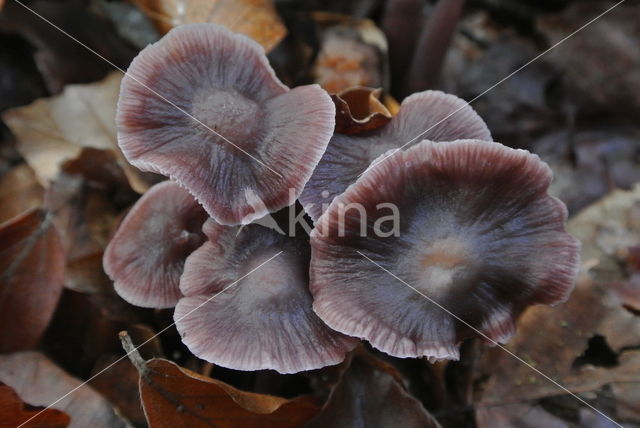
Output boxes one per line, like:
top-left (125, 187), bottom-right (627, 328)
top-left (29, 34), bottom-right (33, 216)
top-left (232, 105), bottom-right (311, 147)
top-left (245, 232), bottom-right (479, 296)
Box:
top-left (191, 89), bottom-right (262, 145)
top-left (234, 250), bottom-right (305, 313)
top-left (416, 236), bottom-right (471, 297)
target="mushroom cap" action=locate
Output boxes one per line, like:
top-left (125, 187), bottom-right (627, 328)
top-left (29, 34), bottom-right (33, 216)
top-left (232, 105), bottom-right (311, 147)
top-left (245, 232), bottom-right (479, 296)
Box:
top-left (117, 23), bottom-right (335, 225)
top-left (104, 181), bottom-right (207, 308)
top-left (300, 90), bottom-right (491, 221)
top-left (174, 219), bottom-right (357, 374)
top-left (310, 140), bottom-right (580, 360)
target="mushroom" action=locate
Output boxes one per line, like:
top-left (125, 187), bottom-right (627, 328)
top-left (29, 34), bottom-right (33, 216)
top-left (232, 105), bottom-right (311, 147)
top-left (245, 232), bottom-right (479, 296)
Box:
top-left (174, 218), bottom-right (358, 373)
top-left (299, 90), bottom-right (491, 221)
top-left (310, 140), bottom-right (580, 360)
top-left (104, 181), bottom-right (207, 308)
top-left (117, 23), bottom-right (335, 225)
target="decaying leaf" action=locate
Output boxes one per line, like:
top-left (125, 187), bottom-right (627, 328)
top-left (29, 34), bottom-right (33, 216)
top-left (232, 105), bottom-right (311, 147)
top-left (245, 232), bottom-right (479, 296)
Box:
top-left (312, 12), bottom-right (388, 94)
top-left (476, 402), bottom-right (569, 428)
top-left (332, 86), bottom-right (392, 134)
top-left (0, 209), bottom-right (65, 352)
top-left (134, 357), bottom-right (320, 428)
top-left (306, 352), bottom-right (441, 428)
top-left (476, 185), bottom-right (640, 416)
top-left (90, 356), bottom-right (146, 427)
top-left (0, 351), bottom-right (129, 428)
top-left (0, 382), bottom-right (70, 428)
top-left (0, 0), bottom-right (136, 94)
top-left (132, 0), bottom-right (286, 52)
top-left (0, 163), bottom-right (44, 223)
top-left (539, 2), bottom-right (640, 117)
top-left (2, 72), bottom-right (153, 193)
top-left (535, 128), bottom-right (640, 215)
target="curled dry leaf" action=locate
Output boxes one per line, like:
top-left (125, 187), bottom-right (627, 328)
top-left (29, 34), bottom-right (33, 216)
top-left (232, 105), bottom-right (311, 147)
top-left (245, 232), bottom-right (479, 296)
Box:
top-left (1, 72), bottom-right (153, 194)
top-left (306, 351), bottom-right (441, 428)
top-left (0, 382), bottom-right (70, 428)
top-left (132, 0), bottom-right (286, 52)
top-left (135, 357), bottom-right (320, 428)
top-left (0, 351), bottom-right (129, 428)
top-left (0, 209), bottom-right (65, 352)
top-left (332, 87), bottom-right (392, 135)
top-left (312, 12), bottom-right (388, 94)
top-left (0, 163), bottom-right (44, 224)
top-left (476, 185), bottom-right (640, 414)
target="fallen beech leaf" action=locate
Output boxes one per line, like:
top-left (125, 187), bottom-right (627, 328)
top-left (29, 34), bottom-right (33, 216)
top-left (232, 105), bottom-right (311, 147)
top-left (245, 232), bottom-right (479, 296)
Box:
top-left (476, 185), bottom-right (640, 407)
top-left (306, 352), bottom-right (441, 428)
top-left (332, 87), bottom-right (392, 135)
top-left (312, 12), bottom-right (388, 94)
top-left (0, 209), bottom-right (65, 352)
top-left (2, 72), bottom-right (153, 193)
top-left (0, 382), bottom-right (70, 428)
top-left (90, 356), bottom-right (146, 426)
top-left (138, 358), bottom-right (319, 428)
top-left (0, 163), bottom-right (44, 223)
top-left (121, 335), bottom-right (318, 428)
top-left (132, 0), bottom-right (286, 52)
top-left (0, 351), bottom-right (129, 428)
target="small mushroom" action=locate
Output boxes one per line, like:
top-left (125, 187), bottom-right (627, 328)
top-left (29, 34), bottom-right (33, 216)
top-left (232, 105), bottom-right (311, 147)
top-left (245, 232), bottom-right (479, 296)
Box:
top-left (174, 219), bottom-right (358, 374)
top-left (117, 23), bottom-right (335, 225)
top-left (310, 140), bottom-right (580, 360)
top-left (300, 90), bottom-right (491, 221)
top-left (104, 181), bottom-right (207, 308)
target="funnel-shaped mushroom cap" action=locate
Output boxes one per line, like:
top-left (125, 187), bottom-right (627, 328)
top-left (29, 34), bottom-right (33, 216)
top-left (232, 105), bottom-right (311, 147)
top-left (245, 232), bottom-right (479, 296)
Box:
top-left (300, 90), bottom-right (491, 221)
top-left (117, 23), bottom-right (335, 225)
top-left (104, 181), bottom-right (207, 308)
top-left (174, 219), bottom-right (357, 373)
top-left (310, 140), bottom-right (580, 360)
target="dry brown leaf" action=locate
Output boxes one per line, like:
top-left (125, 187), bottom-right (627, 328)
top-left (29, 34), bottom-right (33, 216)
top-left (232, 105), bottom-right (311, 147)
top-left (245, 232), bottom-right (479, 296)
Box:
top-left (306, 352), bottom-right (441, 428)
top-left (2, 72), bottom-right (152, 193)
top-left (134, 357), bottom-right (319, 428)
top-left (0, 163), bottom-right (44, 223)
top-left (476, 185), bottom-right (640, 410)
top-left (90, 356), bottom-right (146, 426)
top-left (132, 0), bottom-right (286, 52)
top-left (0, 351), bottom-right (129, 428)
top-left (312, 12), bottom-right (388, 94)
top-left (332, 87), bottom-right (392, 135)
top-left (0, 209), bottom-right (65, 352)
top-left (0, 382), bottom-right (70, 428)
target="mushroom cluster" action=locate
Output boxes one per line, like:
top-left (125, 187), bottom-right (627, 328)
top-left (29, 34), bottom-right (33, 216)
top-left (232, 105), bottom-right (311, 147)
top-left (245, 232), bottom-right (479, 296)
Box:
top-left (105, 23), bottom-right (580, 373)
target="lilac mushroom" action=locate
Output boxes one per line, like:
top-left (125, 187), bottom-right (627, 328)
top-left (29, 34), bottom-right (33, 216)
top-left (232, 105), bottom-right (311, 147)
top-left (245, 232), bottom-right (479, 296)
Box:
top-left (117, 23), bottom-right (336, 225)
top-left (104, 181), bottom-right (207, 308)
top-left (300, 90), bottom-right (491, 221)
top-left (174, 219), bottom-right (358, 374)
top-left (310, 140), bottom-right (580, 360)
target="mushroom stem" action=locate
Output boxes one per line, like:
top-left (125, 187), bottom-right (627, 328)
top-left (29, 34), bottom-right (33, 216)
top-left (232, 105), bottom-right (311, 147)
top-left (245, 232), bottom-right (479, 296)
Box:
top-left (404, 0), bottom-right (466, 96)
top-left (382, 0), bottom-right (425, 97)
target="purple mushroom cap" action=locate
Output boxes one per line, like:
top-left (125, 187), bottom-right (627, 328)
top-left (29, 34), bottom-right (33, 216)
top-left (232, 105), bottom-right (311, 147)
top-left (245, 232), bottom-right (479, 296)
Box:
top-left (117, 23), bottom-right (335, 225)
top-left (300, 90), bottom-right (491, 221)
top-left (310, 140), bottom-right (580, 360)
top-left (104, 181), bottom-right (207, 308)
top-left (174, 218), bottom-right (357, 374)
